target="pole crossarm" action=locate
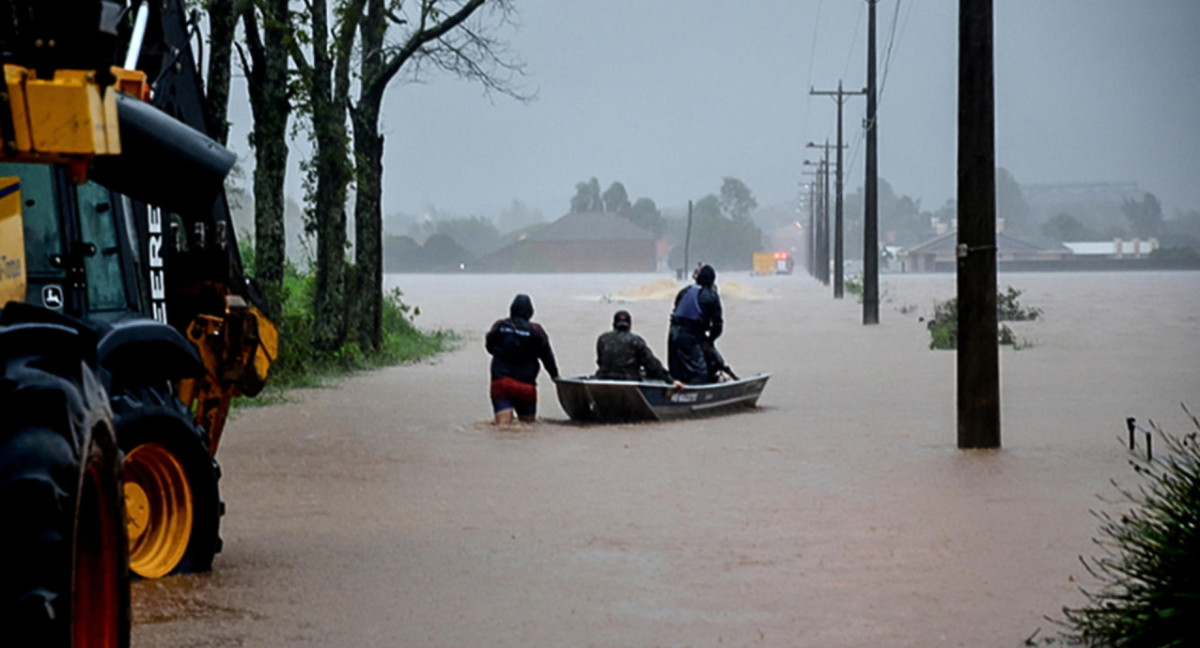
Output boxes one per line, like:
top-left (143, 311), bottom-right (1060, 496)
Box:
top-left (810, 87), bottom-right (867, 100)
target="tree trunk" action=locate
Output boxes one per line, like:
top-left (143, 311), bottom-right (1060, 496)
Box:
top-left (351, 106), bottom-right (383, 350)
top-left (307, 0), bottom-right (358, 352)
top-left (240, 0), bottom-right (290, 292)
top-left (350, 0), bottom-right (386, 350)
top-left (204, 0), bottom-right (238, 145)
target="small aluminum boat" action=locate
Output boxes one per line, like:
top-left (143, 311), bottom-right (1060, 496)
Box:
top-left (554, 373), bottom-right (770, 423)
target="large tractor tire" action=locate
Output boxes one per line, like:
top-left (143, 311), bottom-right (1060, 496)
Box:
top-left (111, 388), bottom-right (222, 578)
top-left (0, 324), bottom-right (130, 648)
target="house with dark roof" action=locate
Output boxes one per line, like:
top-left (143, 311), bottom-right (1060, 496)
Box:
top-left (477, 212), bottom-right (665, 272)
top-left (902, 231), bottom-right (1069, 272)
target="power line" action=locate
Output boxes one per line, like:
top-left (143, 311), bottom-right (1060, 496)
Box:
top-left (802, 0), bottom-right (825, 151)
top-left (877, 0), bottom-right (920, 109)
top-left (877, 0), bottom-right (903, 106)
top-left (841, 2), bottom-right (865, 83)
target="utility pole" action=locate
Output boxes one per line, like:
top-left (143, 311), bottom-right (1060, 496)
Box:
top-left (823, 144), bottom-right (831, 286)
top-left (683, 199), bottom-right (693, 279)
top-left (803, 160), bottom-right (827, 284)
top-left (807, 138), bottom-right (851, 292)
top-left (802, 171), bottom-right (820, 280)
top-left (863, 0), bottom-right (880, 324)
top-left (957, 0), bottom-right (1000, 448)
top-left (811, 81), bottom-right (866, 299)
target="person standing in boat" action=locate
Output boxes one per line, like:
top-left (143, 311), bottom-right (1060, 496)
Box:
top-left (668, 264), bottom-right (724, 384)
top-left (596, 310), bottom-right (684, 386)
top-left (485, 294), bottom-right (559, 424)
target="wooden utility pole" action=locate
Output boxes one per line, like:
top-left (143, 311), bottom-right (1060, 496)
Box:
top-left (957, 0), bottom-right (1001, 448)
top-left (683, 199), bottom-right (693, 278)
top-left (802, 172), bottom-right (820, 279)
top-left (804, 161), bottom-right (827, 283)
top-left (811, 82), bottom-right (866, 299)
top-left (823, 144), bottom-right (831, 286)
top-left (807, 137), bottom-right (852, 293)
top-left (863, 0), bottom-right (880, 324)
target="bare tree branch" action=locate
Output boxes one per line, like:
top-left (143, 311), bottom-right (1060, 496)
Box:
top-left (365, 0), bottom-right (486, 104)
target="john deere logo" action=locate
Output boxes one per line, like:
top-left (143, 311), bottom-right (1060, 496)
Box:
top-left (42, 284), bottom-right (63, 309)
top-left (1, 254), bottom-right (20, 279)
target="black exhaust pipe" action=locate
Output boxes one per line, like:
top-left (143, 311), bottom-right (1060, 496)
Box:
top-left (89, 91), bottom-right (235, 215)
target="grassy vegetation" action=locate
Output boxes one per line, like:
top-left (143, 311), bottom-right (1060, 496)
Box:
top-left (241, 247), bottom-right (457, 401)
top-left (845, 274), bottom-right (863, 298)
top-left (1058, 407), bottom-right (1200, 646)
top-left (925, 286), bottom-right (1041, 350)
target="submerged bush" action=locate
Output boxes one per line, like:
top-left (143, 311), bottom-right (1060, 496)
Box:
top-left (1059, 407), bottom-right (1200, 646)
top-left (925, 286), bottom-right (1040, 350)
top-left (997, 286), bottom-right (1043, 321)
top-left (927, 296), bottom-right (958, 350)
top-left (845, 274), bottom-right (864, 297)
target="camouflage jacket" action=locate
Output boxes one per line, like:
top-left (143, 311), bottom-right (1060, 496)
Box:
top-left (595, 329), bottom-right (671, 382)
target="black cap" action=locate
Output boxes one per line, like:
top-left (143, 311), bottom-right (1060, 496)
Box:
top-left (613, 310), bottom-right (632, 330)
top-left (696, 264), bottom-right (716, 286)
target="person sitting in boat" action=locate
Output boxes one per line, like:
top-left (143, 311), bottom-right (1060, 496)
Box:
top-left (596, 310), bottom-right (684, 387)
top-left (485, 294), bottom-right (559, 425)
top-left (668, 264), bottom-right (724, 384)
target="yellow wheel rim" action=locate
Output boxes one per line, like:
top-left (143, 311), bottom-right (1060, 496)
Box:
top-left (124, 443), bottom-right (193, 578)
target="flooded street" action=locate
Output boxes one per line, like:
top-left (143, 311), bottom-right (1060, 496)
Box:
top-left (131, 271), bottom-right (1200, 647)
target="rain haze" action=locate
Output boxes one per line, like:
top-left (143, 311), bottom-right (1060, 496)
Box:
top-left (229, 0), bottom-right (1200, 224)
top-left (129, 3), bottom-right (1200, 645)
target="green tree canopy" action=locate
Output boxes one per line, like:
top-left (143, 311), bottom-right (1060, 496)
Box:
top-left (498, 199), bottom-right (543, 234)
top-left (669, 191), bottom-right (763, 270)
top-left (602, 181), bottom-right (632, 216)
top-left (570, 177), bottom-right (603, 213)
top-left (719, 177), bottom-right (758, 221)
top-left (996, 167), bottom-right (1033, 237)
top-left (1122, 192), bottom-right (1165, 239)
top-left (629, 197), bottom-right (664, 235)
top-left (409, 215), bottom-right (502, 258)
top-left (694, 194), bottom-right (722, 220)
top-left (1041, 212), bottom-right (1099, 242)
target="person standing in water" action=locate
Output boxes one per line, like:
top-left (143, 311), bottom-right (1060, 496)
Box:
top-left (485, 294), bottom-right (559, 424)
top-left (668, 264), bottom-right (723, 384)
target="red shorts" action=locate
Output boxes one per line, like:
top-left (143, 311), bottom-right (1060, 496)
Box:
top-left (490, 377), bottom-right (537, 417)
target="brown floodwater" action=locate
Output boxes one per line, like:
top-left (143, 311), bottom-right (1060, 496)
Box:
top-left (131, 270), bottom-right (1200, 647)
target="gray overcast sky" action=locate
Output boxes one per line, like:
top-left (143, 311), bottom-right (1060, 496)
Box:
top-left (230, 1), bottom-right (1200, 222)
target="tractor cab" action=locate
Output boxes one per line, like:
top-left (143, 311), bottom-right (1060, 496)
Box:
top-left (1, 161), bottom-right (143, 324)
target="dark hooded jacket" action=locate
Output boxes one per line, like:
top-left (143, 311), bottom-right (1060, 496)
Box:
top-left (485, 294), bottom-right (559, 384)
top-left (670, 266), bottom-right (723, 340)
top-left (668, 265), bottom-right (724, 383)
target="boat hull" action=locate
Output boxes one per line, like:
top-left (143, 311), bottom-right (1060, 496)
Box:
top-left (554, 374), bottom-right (770, 423)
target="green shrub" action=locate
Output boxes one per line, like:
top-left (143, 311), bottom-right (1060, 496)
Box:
top-left (925, 286), bottom-right (1040, 350)
top-left (997, 286), bottom-right (1042, 321)
top-left (239, 241), bottom-right (455, 396)
top-left (845, 275), bottom-right (864, 297)
top-left (926, 297), bottom-right (958, 350)
top-left (1059, 407), bottom-right (1200, 647)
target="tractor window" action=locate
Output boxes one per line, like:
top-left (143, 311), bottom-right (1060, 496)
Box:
top-left (0, 162), bottom-right (63, 277)
top-left (77, 182), bottom-right (128, 312)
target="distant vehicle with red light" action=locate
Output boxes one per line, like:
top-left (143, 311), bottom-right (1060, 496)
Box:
top-left (752, 251), bottom-right (794, 275)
